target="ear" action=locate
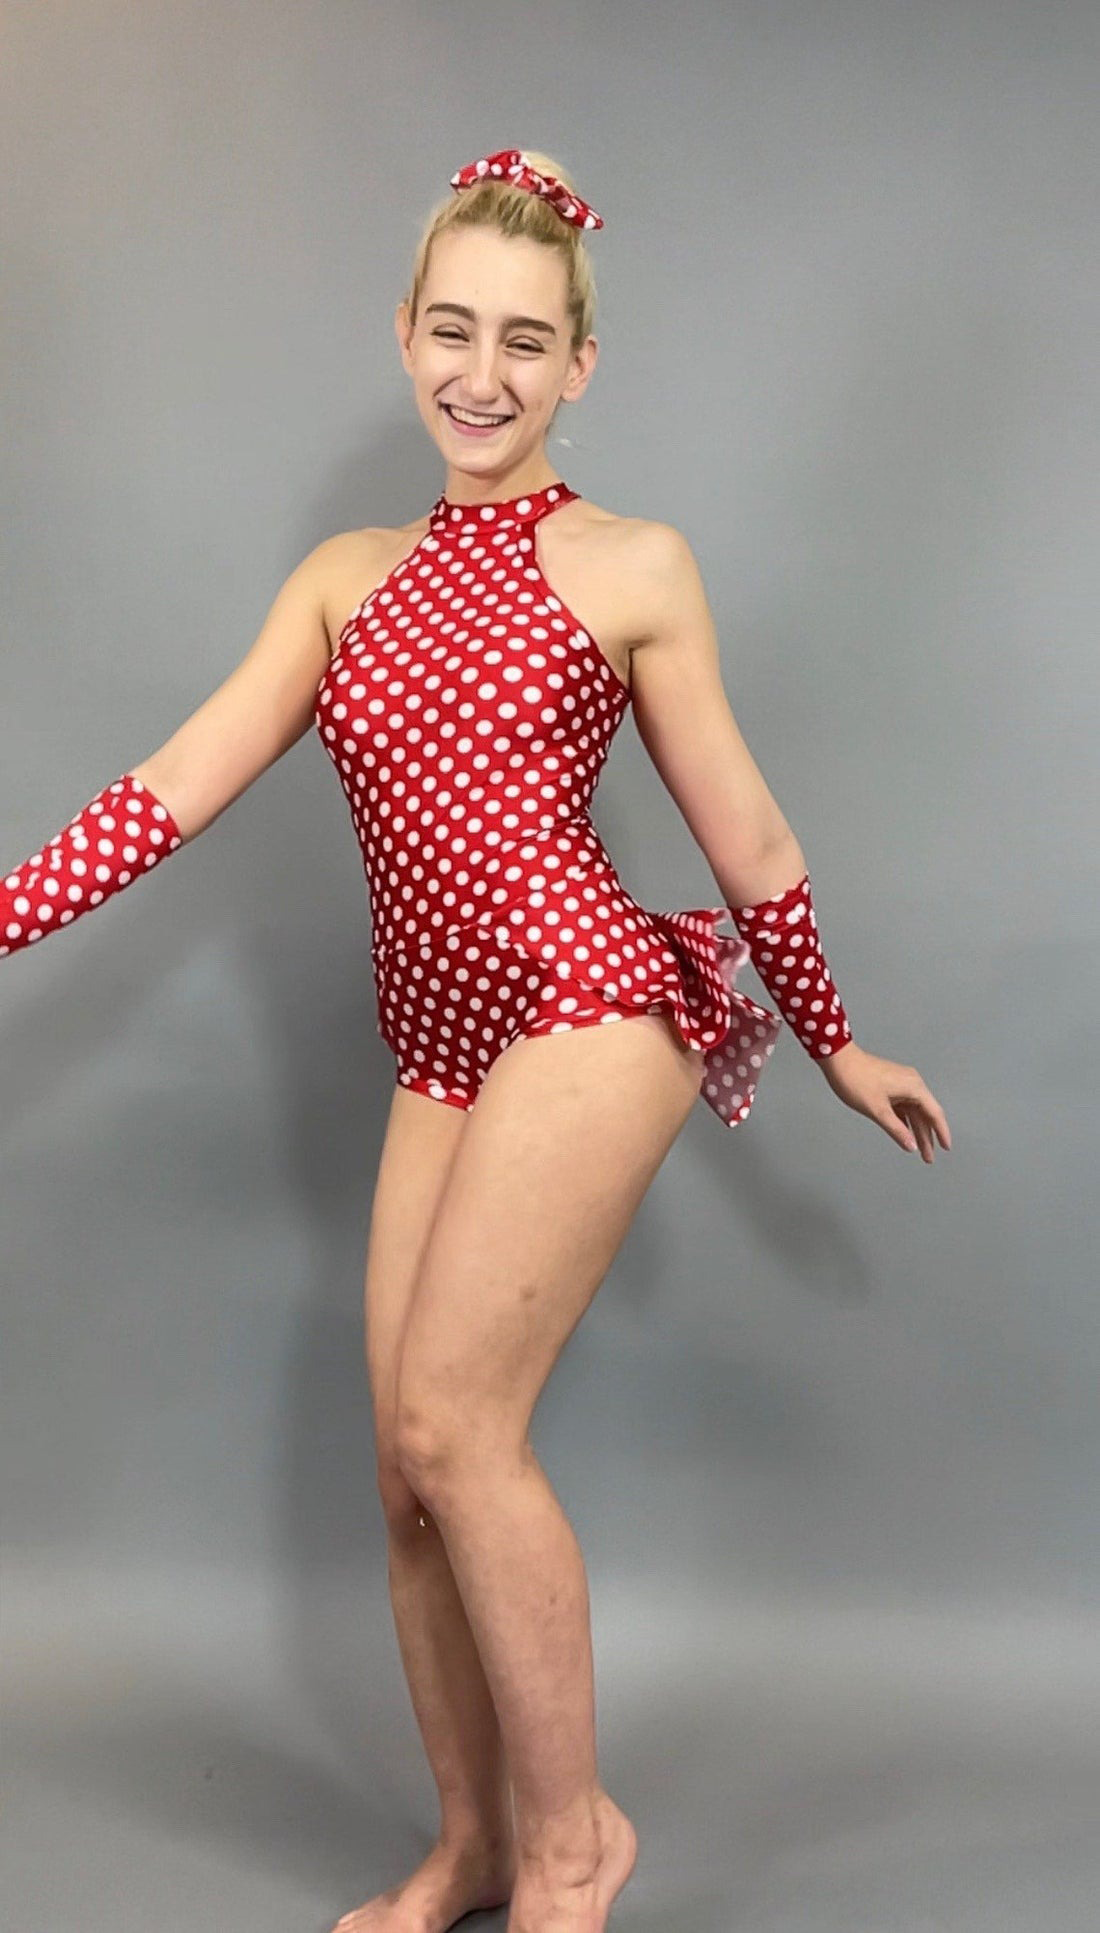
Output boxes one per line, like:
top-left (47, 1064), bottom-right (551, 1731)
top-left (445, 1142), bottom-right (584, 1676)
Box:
top-left (394, 300), bottom-right (414, 373)
top-left (561, 334), bottom-right (598, 404)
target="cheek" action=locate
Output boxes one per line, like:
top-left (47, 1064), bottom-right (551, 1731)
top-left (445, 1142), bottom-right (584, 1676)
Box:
top-left (517, 372), bottom-right (556, 409)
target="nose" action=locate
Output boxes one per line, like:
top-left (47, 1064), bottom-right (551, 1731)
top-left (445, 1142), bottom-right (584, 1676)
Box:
top-left (459, 342), bottom-right (510, 403)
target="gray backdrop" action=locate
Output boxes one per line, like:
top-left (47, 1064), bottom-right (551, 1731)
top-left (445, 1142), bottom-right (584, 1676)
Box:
top-left (3, 2), bottom-right (1098, 1928)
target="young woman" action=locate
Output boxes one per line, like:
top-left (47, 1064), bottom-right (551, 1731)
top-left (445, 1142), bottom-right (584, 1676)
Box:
top-left (3, 148), bottom-right (950, 1932)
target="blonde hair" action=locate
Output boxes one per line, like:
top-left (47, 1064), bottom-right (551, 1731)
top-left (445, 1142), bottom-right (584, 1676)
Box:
top-left (403, 149), bottom-right (599, 356)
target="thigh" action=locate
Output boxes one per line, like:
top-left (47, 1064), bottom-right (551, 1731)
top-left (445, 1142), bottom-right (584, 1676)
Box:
top-left (363, 1082), bottom-right (469, 1463)
top-left (395, 1011), bottom-right (704, 1461)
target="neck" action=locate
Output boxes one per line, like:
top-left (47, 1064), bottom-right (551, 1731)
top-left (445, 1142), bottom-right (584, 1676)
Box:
top-left (441, 461), bottom-right (564, 506)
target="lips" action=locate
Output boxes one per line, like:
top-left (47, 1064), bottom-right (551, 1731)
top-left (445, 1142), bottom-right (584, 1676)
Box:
top-left (441, 403), bottom-right (514, 428)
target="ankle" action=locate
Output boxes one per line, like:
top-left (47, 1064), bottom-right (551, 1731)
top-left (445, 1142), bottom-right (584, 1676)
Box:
top-left (439, 1809), bottom-right (515, 1858)
top-left (515, 1787), bottom-right (601, 1876)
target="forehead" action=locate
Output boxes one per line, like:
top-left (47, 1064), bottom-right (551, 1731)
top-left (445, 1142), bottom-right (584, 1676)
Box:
top-left (424, 225), bottom-right (568, 316)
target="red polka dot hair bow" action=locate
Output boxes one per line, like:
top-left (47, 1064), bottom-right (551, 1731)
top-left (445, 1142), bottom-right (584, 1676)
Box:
top-left (449, 149), bottom-right (604, 231)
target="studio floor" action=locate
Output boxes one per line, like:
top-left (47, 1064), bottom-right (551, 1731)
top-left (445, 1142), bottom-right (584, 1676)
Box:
top-left (5, 1566), bottom-right (1100, 1931)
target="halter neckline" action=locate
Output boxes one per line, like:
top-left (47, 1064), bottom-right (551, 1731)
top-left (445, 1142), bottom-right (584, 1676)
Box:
top-left (428, 479), bottom-right (579, 529)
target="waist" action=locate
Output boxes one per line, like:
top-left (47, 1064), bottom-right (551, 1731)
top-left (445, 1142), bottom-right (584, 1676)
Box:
top-left (371, 815), bottom-right (614, 950)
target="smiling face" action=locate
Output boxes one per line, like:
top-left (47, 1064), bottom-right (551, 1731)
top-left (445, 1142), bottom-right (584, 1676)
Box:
top-left (396, 223), bottom-right (597, 500)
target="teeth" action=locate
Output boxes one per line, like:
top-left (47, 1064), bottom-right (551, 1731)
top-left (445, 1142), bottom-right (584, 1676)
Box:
top-left (447, 405), bottom-right (511, 426)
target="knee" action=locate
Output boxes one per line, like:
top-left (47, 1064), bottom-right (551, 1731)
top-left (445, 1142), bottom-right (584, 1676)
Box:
top-left (393, 1392), bottom-right (468, 1496)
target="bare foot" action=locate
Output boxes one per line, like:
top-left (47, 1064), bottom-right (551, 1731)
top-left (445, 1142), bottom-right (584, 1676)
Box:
top-left (332, 1831), bottom-right (516, 1931)
top-left (507, 1791), bottom-right (638, 1931)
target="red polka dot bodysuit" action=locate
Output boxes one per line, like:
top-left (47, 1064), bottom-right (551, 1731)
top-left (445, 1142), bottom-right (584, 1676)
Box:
top-left (313, 478), bottom-right (782, 1126)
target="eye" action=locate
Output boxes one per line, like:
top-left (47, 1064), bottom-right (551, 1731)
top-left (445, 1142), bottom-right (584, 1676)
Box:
top-left (432, 329), bottom-right (543, 353)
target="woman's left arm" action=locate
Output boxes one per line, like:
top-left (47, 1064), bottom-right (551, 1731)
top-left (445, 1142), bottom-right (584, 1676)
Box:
top-left (625, 522), bottom-right (952, 1164)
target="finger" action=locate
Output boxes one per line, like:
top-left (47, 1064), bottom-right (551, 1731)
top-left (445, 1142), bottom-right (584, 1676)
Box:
top-left (916, 1105), bottom-right (949, 1154)
top-left (921, 1106), bottom-right (951, 1152)
top-left (901, 1106), bottom-right (932, 1162)
top-left (908, 1076), bottom-right (952, 1152)
top-left (886, 1110), bottom-right (919, 1153)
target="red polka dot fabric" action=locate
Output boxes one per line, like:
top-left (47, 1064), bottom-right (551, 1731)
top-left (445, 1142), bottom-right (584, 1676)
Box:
top-left (1, 775), bottom-right (183, 955)
top-left (728, 873), bottom-right (853, 1060)
top-left (313, 480), bottom-right (782, 1125)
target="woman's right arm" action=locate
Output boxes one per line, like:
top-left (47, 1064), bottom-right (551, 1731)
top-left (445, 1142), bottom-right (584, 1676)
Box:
top-left (2, 538), bottom-right (338, 959)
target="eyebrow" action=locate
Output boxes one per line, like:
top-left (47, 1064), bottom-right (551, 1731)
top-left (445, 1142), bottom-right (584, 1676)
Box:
top-left (425, 302), bottom-right (558, 338)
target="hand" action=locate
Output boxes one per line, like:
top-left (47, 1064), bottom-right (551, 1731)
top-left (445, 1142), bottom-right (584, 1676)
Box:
top-left (817, 1041), bottom-right (952, 1163)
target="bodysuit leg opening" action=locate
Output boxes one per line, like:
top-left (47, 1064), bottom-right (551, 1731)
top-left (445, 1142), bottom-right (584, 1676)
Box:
top-left (519, 986), bottom-right (704, 1078)
top-left (395, 1072), bottom-right (477, 1113)
top-left (389, 985), bottom-right (691, 1117)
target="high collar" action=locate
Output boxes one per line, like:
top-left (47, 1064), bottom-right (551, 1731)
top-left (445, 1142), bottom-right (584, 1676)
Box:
top-left (428, 478), bottom-right (579, 530)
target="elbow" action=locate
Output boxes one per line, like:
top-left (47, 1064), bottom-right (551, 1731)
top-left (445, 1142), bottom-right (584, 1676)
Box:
top-left (715, 831), bottom-right (806, 908)
top-left (128, 751), bottom-right (202, 846)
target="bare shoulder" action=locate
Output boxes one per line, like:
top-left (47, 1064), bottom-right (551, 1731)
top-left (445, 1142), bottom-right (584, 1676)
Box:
top-left (537, 498), bottom-right (684, 686)
top-left (575, 501), bottom-right (693, 587)
top-left (570, 502), bottom-right (699, 660)
top-left (315, 516), bottom-right (431, 661)
top-left (609, 516), bottom-right (705, 651)
top-left (566, 494), bottom-right (657, 559)
top-left (612, 515), bottom-right (695, 593)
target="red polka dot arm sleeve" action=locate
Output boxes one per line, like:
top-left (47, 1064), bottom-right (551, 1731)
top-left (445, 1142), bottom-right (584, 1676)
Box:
top-left (1, 773), bottom-right (183, 959)
top-left (728, 871), bottom-right (854, 1060)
